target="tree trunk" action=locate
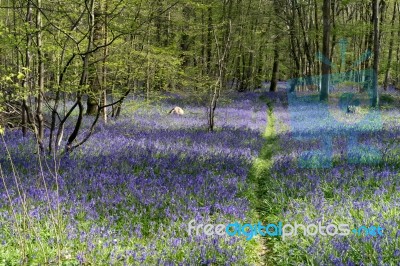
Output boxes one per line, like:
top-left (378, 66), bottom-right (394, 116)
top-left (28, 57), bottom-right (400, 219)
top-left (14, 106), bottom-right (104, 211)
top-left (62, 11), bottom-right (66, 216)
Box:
top-left (66, 0), bottom-right (96, 150)
top-left (36, 0), bottom-right (44, 151)
top-left (22, 0), bottom-right (33, 137)
top-left (102, 1), bottom-right (108, 123)
top-left (86, 0), bottom-right (103, 115)
top-left (206, 6), bottom-right (212, 75)
top-left (321, 0), bottom-right (331, 101)
top-left (383, 1), bottom-right (397, 90)
top-left (270, 43), bottom-right (279, 92)
top-left (371, 0), bottom-right (379, 107)
top-left (288, 1), bottom-right (300, 92)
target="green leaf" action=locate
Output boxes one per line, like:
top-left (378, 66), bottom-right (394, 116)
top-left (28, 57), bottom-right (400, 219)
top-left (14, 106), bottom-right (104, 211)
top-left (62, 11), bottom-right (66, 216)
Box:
top-left (17, 72), bottom-right (25, 80)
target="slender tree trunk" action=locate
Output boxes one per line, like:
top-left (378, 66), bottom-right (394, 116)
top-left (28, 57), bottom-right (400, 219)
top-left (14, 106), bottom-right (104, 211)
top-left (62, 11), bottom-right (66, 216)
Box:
top-left (36, 0), bottom-right (44, 151)
top-left (22, 0), bottom-right (33, 137)
top-left (314, 0), bottom-right (320, 78)
top-left (270, 43), bottom-right (279, 92)
top-left (363, 2), bottom-right (374, 91)
top-left (102, 1), bottom-right (108, 123)
top-left (321, 0), bottom-right (331, 101)
top-left (208, 19), bottom-right (230, 132)
top-left (86, 0), bottom-right (103, 115)
top-left (329, 0), bottom-right (336, 64)
top-left (66, 0), bottom-right (96, 150)
top-left (288, 0), bottom-right (300, 92)
top-left (384, 1), bottom-right (397, 90)
top-left (372, 0), bottom-right (379, 107)
top-left (146, 27), bottom-right (151, 102)
top-left (297, 4), bottom-right (313, 78)
top-left (206, 6), bottom-right (212, 75)
top-left (396, 5), bottom-right (400, 87)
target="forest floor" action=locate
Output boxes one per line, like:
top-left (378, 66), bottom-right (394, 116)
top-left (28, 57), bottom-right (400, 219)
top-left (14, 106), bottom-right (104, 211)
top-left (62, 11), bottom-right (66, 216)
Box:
top-left (0, 87), bottom-right (399, 265)
top-left (254, 86), bottom-right (400, 265)
top-left (0, 91), bottom-right (267, 265)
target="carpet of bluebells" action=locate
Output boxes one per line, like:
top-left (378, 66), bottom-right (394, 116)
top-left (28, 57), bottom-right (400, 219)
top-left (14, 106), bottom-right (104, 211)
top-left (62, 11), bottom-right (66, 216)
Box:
top-left (260, 87), bottom-right (400, 265)
top-left (1, 86), bottom-right (400, 265)
top-left (0, 92), bottom-right (267, 265)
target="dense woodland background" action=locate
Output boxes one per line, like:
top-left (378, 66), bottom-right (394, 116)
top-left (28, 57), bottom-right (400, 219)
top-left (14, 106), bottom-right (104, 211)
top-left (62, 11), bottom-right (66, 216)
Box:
top-left (0, 0), bottom-right (399, 152)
